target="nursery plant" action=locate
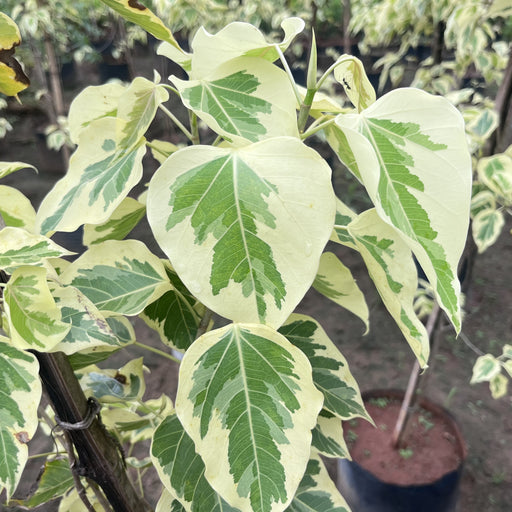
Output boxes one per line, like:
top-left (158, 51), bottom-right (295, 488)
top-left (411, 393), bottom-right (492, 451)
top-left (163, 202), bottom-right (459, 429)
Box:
top-left (0, 2), bottom-right (472, 512)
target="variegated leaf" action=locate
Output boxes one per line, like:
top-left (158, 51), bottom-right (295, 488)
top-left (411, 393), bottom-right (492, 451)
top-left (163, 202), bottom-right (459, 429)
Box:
top-left (68, 82), bottom-right (126, 144)
top-left (0, 185), bottom-right (36, 230)
top-left (116, 76), bottom-right (169, 149)
top-left (334, 88), bottom-right (472, 333)
top-left (83, 197), bottom-right (146, 246)
top-left (152, 413), bottom-right (241, 512)
top-left (18, 458), bottom-right (74, 508)
top-left (477, 153), bottom-right (512, 205)
top-left (176, 323), bottom-right (324, 512)
top-left (36, 118), bottom-right (146, 235)
top-left (0, 341), bottom-right (41, 498)
top-left (278, 314), bottom-right (369, 421)
top-left (3, 266), bottom-right (70, 351)
top-left (50, 285), bottom-right (123, 355)
top-left (79, 358), bottom-right (146, 403)
top-left (330, 198), bottom-right (357, 249)
top-left (60, 240), bottom-right (169, 316)
top-left (332, 55), bottom-right (376, 112)
top-left (141, 262), bottom-right (204, 352)
top-left (171, 57), bottom-right (298, 144)
top-left (471, 207), bottom-right (505, 253)
top-left (0, 227), bottom-right (74, 270)
top-left (187, 18), bottom-right (305, 80)
top-left (470, 354), bottom-right (502, 384)
top-left (490, 374), bottom-right (508, 399)
top-left (312, 411), bottom-right (350, 460)
top-left (99, 0), bottom-right (183, 49)
top-left (0, 161), bottom-right (37, 180)
top-left (286, 454), bottom-right (350, 512)
top-left (147, 138), bottom-right (335, 327)
top-left (313, 252), bottom-right (368, 332)
top-left (156, 489), bottom-right (186, 512)
top-left (348, 209), bottom-right (429, 366)
top-left (149, 139), bottom-right (181, 164)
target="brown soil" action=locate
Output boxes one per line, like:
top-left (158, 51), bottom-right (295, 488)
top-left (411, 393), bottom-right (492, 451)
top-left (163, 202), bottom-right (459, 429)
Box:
top-left (345, 395), bottom-right (464, 486)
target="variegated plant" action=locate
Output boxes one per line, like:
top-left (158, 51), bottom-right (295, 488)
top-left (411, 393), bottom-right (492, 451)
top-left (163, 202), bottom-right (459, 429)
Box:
top-left (0, 3), bottom-right (472, 512)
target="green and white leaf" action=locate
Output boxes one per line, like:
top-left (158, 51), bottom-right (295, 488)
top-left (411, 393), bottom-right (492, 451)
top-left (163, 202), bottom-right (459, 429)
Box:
top-left (278, 314), bottom-right (369, 422)
top-left (60, 240), bottom-right (169, 315)
top-left (0, 227), bottom-right (74, 270)
top-left (19, 458), bottom-right (74, 508)
top-left (0, 342), bottom-right (41, 498)
top-left (149, 139), bottom-right (181, 164)
top-left (36, 117), bottom-right (146, 235)
top-left (0, 185), bottom-right (36, 230)
top-left (148, 138), bottom-right (335, 327)
top-left (156, 489), bottom-right (186, 512)
top-left (68, 82), bottom-right (126, 144)
top-left (477, 153), bottom-right (512, 205)
top-left (0, 161), bottom-right (36, 180)
top-left (335, 88), bottom-right (472, 333)
top-left (312, 412), bottom-right (350, 460)
top-left (330, 198), bottom-right (358, 249)
top-left (172, 57), bottom-right (298, 144)
top-left (140, 262), bottom-right (204, 352)
top-left (99, 0), bottom-right (183, 49)
top-left (489, 373), bottom-right (508, 399)
top-left (58, 486), bottom-right (101, 512)
top-left (176, 323), bottom-right (324, 512)
top-left (471, 354), bottom-right (502, 384)
top-left (348, 209), bottom-right (430, 366)
top-left (332, 55), bottom-right (376, 112)
top-left (313, 252), bottom-right (369, 332)
top-left (286, 454), bottom-right (350, 512)
top-left (83, 197), bottom-right (146, 246)
top-left (188, 17), bottom-right (305, 80)
top-left (471, 207), bottom-right (505, 253)
top-left (3, 266), bottom-right (70, 351)
top-left (50, 285), bottom-right (123, 355)
top-left (152, 412), bottom-right (241, 512)
top-left (116, 76), bottom-right (169, 149)
top-left (79, 358), bottom-right (146, 403)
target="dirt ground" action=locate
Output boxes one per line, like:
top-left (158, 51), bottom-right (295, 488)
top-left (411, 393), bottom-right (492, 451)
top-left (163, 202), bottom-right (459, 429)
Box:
top-left (1, 58), bottom-right (511, 511)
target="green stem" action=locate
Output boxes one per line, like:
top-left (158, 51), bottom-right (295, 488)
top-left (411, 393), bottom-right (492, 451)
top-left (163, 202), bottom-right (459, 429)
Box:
top-left (297, 88), bottom-right (317, 133)
top-left (158, 104), bottom-right (194, 142)
top-left (28, 451), bottom-right (58, 460)
top-left (275, 45), bottom-right (302, 107)
top-left (133, 341), bottom-right (181, 364)
top-left (300, 117), bottom-right (336, 140)
top-left (189, 111), bottom-right (200, 145)
top-left (161, 83), bottom-right (179, 95)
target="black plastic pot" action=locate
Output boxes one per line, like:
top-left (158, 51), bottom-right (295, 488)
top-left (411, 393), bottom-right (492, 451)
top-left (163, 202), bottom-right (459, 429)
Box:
top-left (337, 390), bottom-right (467, 512)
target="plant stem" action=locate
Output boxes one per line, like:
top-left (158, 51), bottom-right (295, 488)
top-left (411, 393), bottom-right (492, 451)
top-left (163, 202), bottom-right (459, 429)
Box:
top-left (189, 111), bottom-right (200, 145)
top-left (391, 302), bottom-right (441, 448)
top-left (275, 45), bottom-right (302, 107)
top-left (159, 104), bottom-right (194, 142)
top-left (133, 341), bottom-right (181, 363)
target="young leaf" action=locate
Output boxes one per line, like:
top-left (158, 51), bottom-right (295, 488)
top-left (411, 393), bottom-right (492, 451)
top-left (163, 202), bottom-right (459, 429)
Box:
top-left (67, 82), bottom-right (126, 144)
top-left (477, 153), bottom-right (512, 205)
top-left (0, 185), bottom-right (36, 230)
top-left (36, 117), bottom-right (146, 235)
top-left (50, 285), bottom-right (123, 355)
top-left (140, 262), bottom-right (204, 352)
top-left (332, 55), bottom-right (376, 112)
top-left (0, 227), bottom-right (74, 270)
top-left (471, 354), bottom-right (502, 384)
top-left (83, 197), bottom-right (146, 246)
top-left (0, 161), bottom-right (37, 180)
top-left (3, 266), bottom-right (70, 351)
top-left (278, 314), bottom-right (370, 421)
top-left (99, 0), bottom-right (183, 50)
top-left (312, 412), bottom-right (351, 460)
top-left (60, 240), bottom-right (169, 315)
top-left (147, 138), bottom-right (335, 327)
top-left (172, 57), bottom-right (298, 144)
top-left (175, 323), bottom-right (324, 512)
top-left (334, 88), bottom-right (472, 333)
top-left (0, 341), bottom-right (41, 499)
top-left (313, 252), bottom-right (369, 332)
top-left (187, 18), bottom-right (305, 79)
top-left (348, 209), bottom-right (430, 366)
top-left (152, 413), bottom-right (241, 512)
top-left (286, 454), bottom-right (350, 512)
top-left (116, 76), bottom-right (169, 150)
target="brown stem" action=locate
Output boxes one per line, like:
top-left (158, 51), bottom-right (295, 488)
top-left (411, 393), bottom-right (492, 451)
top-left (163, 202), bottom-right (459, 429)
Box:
top-left (391, 302), bottom-right (441, 448)
top-left (33, 351), bottom-right (151, 512)
top-left (432, 20), bottom-right (446, 65)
